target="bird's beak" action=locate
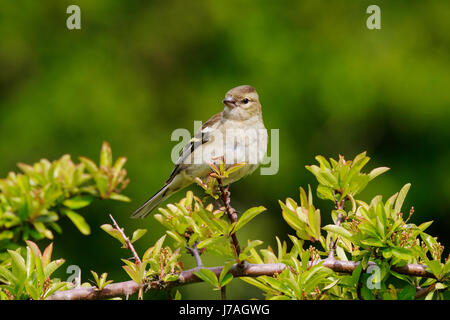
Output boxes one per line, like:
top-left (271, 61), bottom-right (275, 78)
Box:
top-left (222, 96), bottom-right (236, 108)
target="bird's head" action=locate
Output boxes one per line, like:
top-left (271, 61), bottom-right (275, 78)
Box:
top-left (222, 85), bottom-right (262, 120)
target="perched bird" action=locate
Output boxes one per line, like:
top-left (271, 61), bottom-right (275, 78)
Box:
top-left (131, 85), bottom-right (268, 219)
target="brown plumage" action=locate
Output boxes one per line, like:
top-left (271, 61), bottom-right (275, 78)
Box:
top-left (131, 85), bottom-right (267, 219)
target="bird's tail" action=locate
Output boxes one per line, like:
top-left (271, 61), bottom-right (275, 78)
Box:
top-left (131, 184), bottom-right (171, 219)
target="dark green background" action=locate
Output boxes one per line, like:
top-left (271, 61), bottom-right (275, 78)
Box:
top-left (1, 1), bottom-right (449, 299)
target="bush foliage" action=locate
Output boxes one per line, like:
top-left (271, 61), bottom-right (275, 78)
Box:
top-left (0, 147), bottom-right (448, 300)
top-left (0, 142), bottom-right (130, 259)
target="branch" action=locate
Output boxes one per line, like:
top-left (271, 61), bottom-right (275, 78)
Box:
top-left (109, 214), bottom-right (144, 299)
top-left (328, 191), bottom-right (345, 259)
top-left (221, 286), bottom-right (227, 300)
top-left (109, 214), bottom-right (141, 265)
top-left (216, 178), bottom-right (242, 265)
top-left (186, 242), bottom-right (203, 268)
top-left (414, 283), bottom-right (436, 300)
top-left (47, 260), bottom-right (434, 300)
top-left (47, 262), bottom-right (284, 300)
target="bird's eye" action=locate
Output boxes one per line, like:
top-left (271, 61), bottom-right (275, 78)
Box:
top-left (242, 98), bottom-right (249, 104)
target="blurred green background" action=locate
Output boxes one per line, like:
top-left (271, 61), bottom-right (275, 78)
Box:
top-left (0, 1), bottom-right (449, 299)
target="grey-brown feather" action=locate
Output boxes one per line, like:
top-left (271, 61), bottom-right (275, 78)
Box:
top-left (131, 112), bottom-right (223, 219)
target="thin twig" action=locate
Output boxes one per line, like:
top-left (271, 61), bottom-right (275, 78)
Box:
top-left (109, 214), bottom-right (141, 265)
top-left (328, 191), bottom-right (345, 259)
top-left (328, 212), bottom-right (344, 259)
top-left (414, 283), bottom-right (436, 300)
top-left (216, 178), bottom-right (242, 265)
top-left (109, 214), bottom-right (145, 299)
top-left (356, 276), bottom-right (364, 300)
top-left (221, 286), bottom-right (227, 300)
top-left (186, 242), bottom-right (203, 268)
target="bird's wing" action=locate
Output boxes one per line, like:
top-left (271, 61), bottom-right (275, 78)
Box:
top-left (166, 112), bottom-right (222, 183)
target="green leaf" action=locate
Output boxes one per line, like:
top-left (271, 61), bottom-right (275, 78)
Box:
top-left (435, 282), bottom-right (446, 290)
top-left (316, 185), bottom-right (335, 201)
top-left (96, 272), bottom-right (113, 289)
top-left (91, 270), bottom-right (100, 285)
top-left (243, 240), bottom-right (264, 254)
top-left (101, 224), bottom-right (126, 245)
top-left (376, 216), bottom-right (386, 240)
top-left (63, 209), bottom-right (91, 235)
top-left (25, 282), bottom-right (40, 300)
top-left (33, 222), bottom-right (54, 239)
top-left (63, 195), bottom-right (94, 209)
top-left (25, 247), bottom-right (35, 279)
top-left (174, 290), bottom-right (182, 300)
top-left (360, 282), bottom-right (375, 300)
top-left (197, 236), bottom-right (225, 250)
top-left (343, 152), bottom-right (370, 186)
top-left (100, 142), bottom-right (113, 168)
top-left (153, 235), bottom-right (166, 256)
top-left (336, 246), bottom-right (348, 261)
top-left (426, 260), bottom-right (443, 277)
top-left (26, 240), bottom-right (42, 258)
top-left (95, 175), bottom-right (109, 196)
top-left (315, 155), bottom-right (331, 170)
top-left (220, 273), bottom-right (233, 287)
top-left (108, 193), bottom-right (131, 202)
top-left (348, 174), bottom-right (370, 195)
top-left (323, 278), bottom-right (340, 291)
top-left (382, 248), bottom-right (393, 259)
top-left (224, 162), bottom-right (247, 177)
top-left (368, 167), bottom-right (390, 181)
top-left (0, 231), bottom-right (14, 240)
top-left (122, 265), bottom-right (140, 284)
top-left (194, 269), bottom-right (219, 287)
top-left (79, 156), bottom-right (98, 174)
top-left (398, 285), bottom-right (416, 300)
top-left (0, 265), bottom-right (16, 284)
top-left (442, 259), bottom-right (450, 276)
top-left (323, 225), bottom-right (353, 241)
top-left (163, 274), bottom-right (179, 282)
top-left (360, 237), bottom-right (384, 247)
top-left (240, 277), bottom-right (276, 294)
top-left (44, 259), bottom-right (65, 279)
top-left (112, 157), bottom-right (127, 183)
top-left (391, 247), bottom-right (414, 261)
top-left (305, 165), bottom-right (338, 188)
top-left (280, 201), bottom-right (305, 233)
top-left (425, 290), bottom-right (435, 300)
top-left (262, 276), bottom-right (291, 295)
top-left (8, 250), bottom-right (26, 279)
top-left (43, 282), bottom-right (68, 299)
top-left (166, 231), bottom-right (186, 245)
top-left (42, 243), bottom-right (54, 268)
top-left (219, 261), bottom-right (234, 284)
top-left (394, 183), bottom-right (411, 214)
top-left (420, 233), bottom-right (437, 253)
top-left (34, 252), bottom-right (45, 288)
top-left (131, 229), bottom-right (147, 243)
top-left (350, 263), bottom-right (363, 287)
top-left (232, 206), bottom-right (266, 234)
top-left (418, 221), bottom-right (433, 232)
